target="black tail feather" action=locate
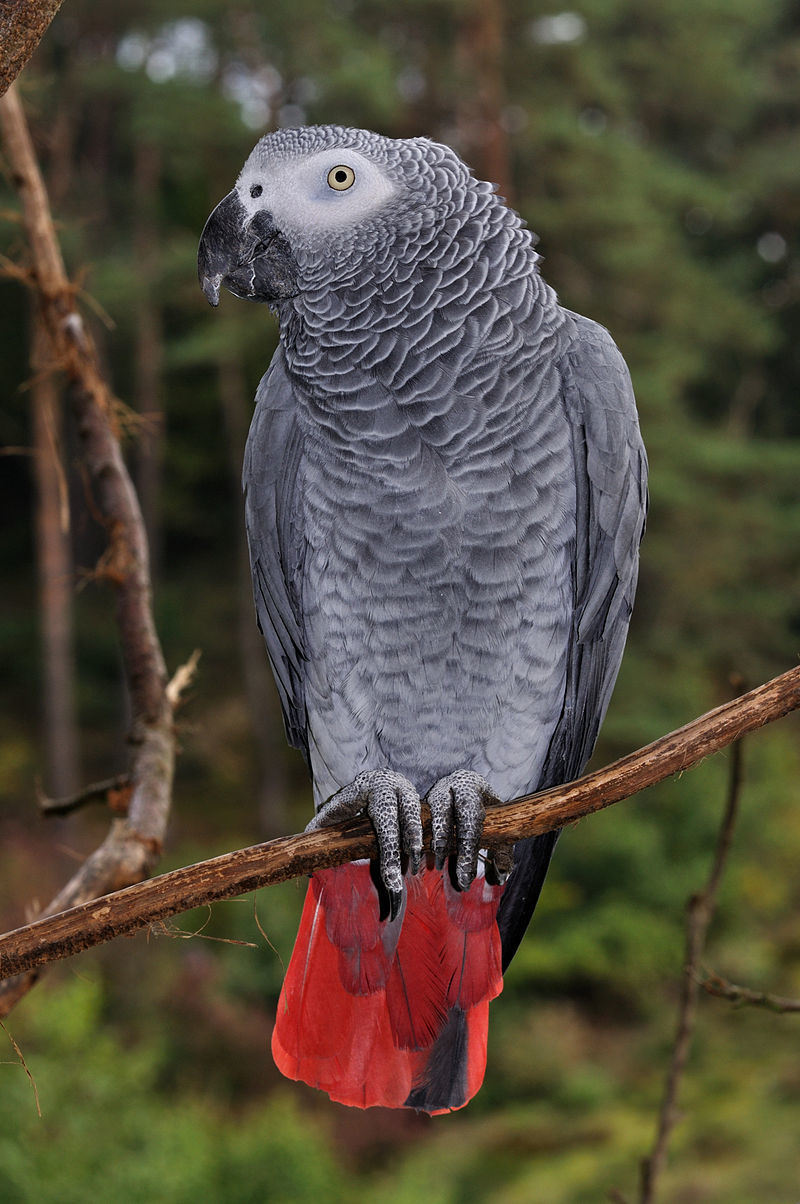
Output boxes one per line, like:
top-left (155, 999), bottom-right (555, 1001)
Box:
top-left (496, 830), bottom-right (560, 971)
top-left (404, 1006), bottom-right (468, 1112)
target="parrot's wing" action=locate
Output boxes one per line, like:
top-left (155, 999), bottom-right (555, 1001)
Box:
top-left (243, 350), bottom-right (309, 758)
top-left (497, 314), bottom-right (648, 967)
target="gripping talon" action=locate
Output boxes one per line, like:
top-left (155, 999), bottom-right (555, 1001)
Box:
top-left (425, 770), bottom-right (501, 890)
top-left (307, 768), bottom-right (422, 916)
top-left (388, 888), bottom-right (404, 923)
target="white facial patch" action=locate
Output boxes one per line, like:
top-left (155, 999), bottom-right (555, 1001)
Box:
top-left (236, 147), bottom-right (397, 241)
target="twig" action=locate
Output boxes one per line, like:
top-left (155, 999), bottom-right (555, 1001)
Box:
top-left (700, 973), bottom-right (800, 1014)
top-left (38, 774), bottom-right (132, 817)
top-left (638, 726), bottom-right (746, 1203)
top-left (0, 1020), bottom-right (41, 1117)
top-left (0, 83), bottom-right (186, 1017)
top-left (166, 648), bottom-right (202, 709)
top-left (1, 666), bottom-right (798, 983)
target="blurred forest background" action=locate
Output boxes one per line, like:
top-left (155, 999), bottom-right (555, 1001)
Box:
top-left (1, 0), bottom-right (800, 1200)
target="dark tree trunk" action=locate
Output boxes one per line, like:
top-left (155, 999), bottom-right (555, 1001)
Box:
top-left (455, 0), bottom-right (513, 202)
top-left (31, 316), bottom-right (79, 796)
top-left (133, 140), bottom-right (164, 579)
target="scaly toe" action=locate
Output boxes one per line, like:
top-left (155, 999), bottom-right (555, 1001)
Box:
top-left (307, 769), bottom-right (422, 920)
top-left (426, 770), bottom-right (501, 890)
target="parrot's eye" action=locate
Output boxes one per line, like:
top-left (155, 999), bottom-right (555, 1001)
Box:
top-left (327, 165), bottom-right (356, 191)
top-left (250, 184), bottom-right (263, 198)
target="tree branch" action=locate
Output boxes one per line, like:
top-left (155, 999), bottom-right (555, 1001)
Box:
top-left (0, 82), bottom-right (188, 1015)
top-left (638, 700), bottom-right (746, 1203)
top-left (37, 775), bottom-right (132, 817)
top-left (700, 973), bottom-right (800, 1014)
top-left (1, 664), bottom-right (798, 984)
top-left (0, 0), bottom-right (65, 98)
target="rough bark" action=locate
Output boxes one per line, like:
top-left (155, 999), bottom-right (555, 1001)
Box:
top-left (0, 0), bottom-right (65, 97)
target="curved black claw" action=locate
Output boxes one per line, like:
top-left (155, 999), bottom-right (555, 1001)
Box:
top-left (306, 769), bottom-right (422, 920)
top-left (426, 770), bottom-right (502, 891)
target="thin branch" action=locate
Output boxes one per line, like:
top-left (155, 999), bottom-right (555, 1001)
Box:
top-left (0, 664), bottom-right (798, 984)
top-left (700, 973), bottom-right (800, 1014)
top-left (638, 718), bottom-right (746, 1203)
top-left (38, 774), bottom-right (132, 817)
top-left (0, 0), bottom-right (65, 98)
top-left (0, 82), bottom-right (189, 1017)
top-left (0, 1020), bottom-right (41, 1117)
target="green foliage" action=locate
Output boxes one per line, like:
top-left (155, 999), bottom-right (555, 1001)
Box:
top-left (4, 935), bottom-right (800, 1203)
top-left (0, 978), bottom-right (351, 1204)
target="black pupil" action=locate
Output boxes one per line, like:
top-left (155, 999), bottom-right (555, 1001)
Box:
top-left (250, 184), bottom-right (263, 198)
top-left (335, 170), bottom-right (348, 183)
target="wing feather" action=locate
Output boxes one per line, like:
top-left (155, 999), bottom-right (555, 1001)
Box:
top-left (242, 350), bottom-right (308, 757)
top-left (498, 315), bottom-right (648, 967)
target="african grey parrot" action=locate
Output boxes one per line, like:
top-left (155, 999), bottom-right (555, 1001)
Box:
top-left (198, 126), bottom-right (647, 1113)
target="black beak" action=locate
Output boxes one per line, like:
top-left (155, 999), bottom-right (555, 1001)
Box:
top-left (198, 190), bottom-right (248, 306)
top-left (198, 190), bottom-right (297, 308)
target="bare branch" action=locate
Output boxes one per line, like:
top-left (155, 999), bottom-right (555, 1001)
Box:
top-left (0, 1020), bottom-right (41, 1117)
top-left (0, 0), bottom-right (65, 98)
top-left (38, 775), bottom-right (132, 817)
top-left (700, 973), bottom-right (800, 1014)
top-left (638, 705), bottom-right (747, 1203)
top-left (0, 82), bottom-right (183, 1015)
top-left (1, 664), bottom-right (798, 985)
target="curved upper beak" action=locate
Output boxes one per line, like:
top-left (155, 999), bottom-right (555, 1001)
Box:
top-left (199, 189), bottom-right (296, 308)
top-left (198, 189), bottom-right (248, 307)
top-left (199, 189), bottom-right (286, 306)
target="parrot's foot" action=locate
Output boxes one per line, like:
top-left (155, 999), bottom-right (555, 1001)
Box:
top-left (425, 771), bottom-right (504, 891)
top-left (306, 769), bottom-right (422, 920)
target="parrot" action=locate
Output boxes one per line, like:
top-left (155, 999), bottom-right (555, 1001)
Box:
top-left (198, 125), bottom-right (647, 1114)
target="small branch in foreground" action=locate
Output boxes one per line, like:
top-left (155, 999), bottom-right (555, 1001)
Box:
top-left (638, 719), bottom-right (745, 1204)
top-left (1, 664), bottom-right (799, 985)
top-left (700, 973), bottom-right (800, 1014)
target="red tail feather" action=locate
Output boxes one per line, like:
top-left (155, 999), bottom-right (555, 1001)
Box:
top-left (272, 861), bottom-right (505, 1111)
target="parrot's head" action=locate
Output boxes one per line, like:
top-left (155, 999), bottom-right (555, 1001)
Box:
top-left (198, 125), bottom-right (488, 310)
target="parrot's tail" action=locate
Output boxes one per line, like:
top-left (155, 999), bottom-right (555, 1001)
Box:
top-left (271, 861), bottom-right (505, 1112)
